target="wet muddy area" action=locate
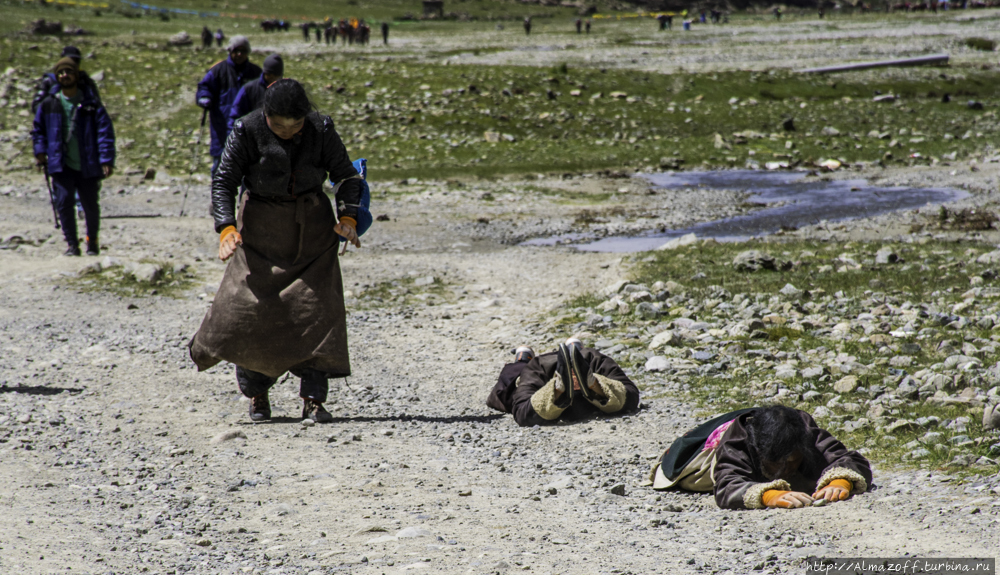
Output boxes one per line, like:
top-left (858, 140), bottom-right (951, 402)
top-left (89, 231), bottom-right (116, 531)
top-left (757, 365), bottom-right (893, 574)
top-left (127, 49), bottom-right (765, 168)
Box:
top-left (523, 170), bottom-right (968, 252)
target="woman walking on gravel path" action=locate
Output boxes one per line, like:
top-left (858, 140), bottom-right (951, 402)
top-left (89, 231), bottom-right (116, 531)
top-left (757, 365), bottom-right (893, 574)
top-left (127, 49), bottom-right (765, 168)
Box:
top-left (189, 79), bottom-right (363, 424)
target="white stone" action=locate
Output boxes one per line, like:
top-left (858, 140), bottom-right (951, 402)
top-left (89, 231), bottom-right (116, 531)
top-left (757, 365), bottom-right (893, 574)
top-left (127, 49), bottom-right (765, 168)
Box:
top-left (648, 330), bottom-right (680, 350)
top-left (644, 356), bottom-right (671, 372)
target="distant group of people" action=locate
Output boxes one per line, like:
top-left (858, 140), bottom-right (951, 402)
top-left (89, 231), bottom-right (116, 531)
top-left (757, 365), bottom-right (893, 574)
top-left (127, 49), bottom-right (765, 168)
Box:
top-left (200, 26), bottom-right (225, 49)
top-left (296, 18), bottom-right (388, 46)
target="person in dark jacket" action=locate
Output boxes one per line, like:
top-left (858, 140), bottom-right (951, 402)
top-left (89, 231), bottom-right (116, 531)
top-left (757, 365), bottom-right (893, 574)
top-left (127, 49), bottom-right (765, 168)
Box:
top-left (189, 79), bottom-right (363, 424)
top-left (649, 405), bottom-right (872, 510)
top-left (32, 57), bottom-right (115, 256)
top-left (196, 35), bottom-right (262, 176)
top-left (201, 26), bottom-right (213, 49)
top-left (31, 46), bottom-right (101, 115)
top-left (487, 339), bottom-right (641, 427)
top-left (381, 22), bottom-right (389, 45)
top-left (214, 28), bottom-right (225, 47)
top-left (227, 53), bottom-right (283, 133)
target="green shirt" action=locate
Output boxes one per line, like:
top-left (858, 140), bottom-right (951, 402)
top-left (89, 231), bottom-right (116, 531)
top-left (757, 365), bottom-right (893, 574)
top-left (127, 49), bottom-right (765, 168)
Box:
top-left (58, 91), bottom-right (83, 172)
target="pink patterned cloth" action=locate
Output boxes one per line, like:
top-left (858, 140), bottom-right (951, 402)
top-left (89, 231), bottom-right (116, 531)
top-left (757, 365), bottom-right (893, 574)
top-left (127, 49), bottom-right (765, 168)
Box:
top-left (702, 419), bottom-right (736, 452)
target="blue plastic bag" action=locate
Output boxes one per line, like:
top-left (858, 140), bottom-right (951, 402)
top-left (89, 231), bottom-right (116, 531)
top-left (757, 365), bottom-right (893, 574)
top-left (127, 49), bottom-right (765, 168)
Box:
top-left (332, 158), bottom-right (373, 242)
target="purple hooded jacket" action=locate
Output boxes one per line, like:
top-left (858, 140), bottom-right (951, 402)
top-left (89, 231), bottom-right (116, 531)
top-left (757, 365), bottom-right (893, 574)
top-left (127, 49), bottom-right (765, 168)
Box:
top-left (32, 83), bottom-right (115, 179)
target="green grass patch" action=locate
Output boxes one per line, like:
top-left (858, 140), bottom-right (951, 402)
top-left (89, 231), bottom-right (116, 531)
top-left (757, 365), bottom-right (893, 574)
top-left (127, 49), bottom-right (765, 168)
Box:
top-left (630, 238), bottom-right (993, 306)
top-left (66, 260), bottom-right (197, 298)
top-left (964, 37), bottom-right (996, 52)
top-left (4, 9), bottom-right (1000, 180)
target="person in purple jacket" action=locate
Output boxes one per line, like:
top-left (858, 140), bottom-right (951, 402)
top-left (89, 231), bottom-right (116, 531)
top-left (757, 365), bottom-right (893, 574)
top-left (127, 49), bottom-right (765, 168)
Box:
top-left (32, 57), bottom-right (115, 256)
top-left (196, 35), bottom-right (262, 176)
top-left (227, 53), bottom-right (283, 134)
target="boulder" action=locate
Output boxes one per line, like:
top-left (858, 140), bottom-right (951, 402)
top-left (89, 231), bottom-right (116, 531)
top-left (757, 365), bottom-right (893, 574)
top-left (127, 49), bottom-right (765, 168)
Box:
top-left (875, 248), bottom-right (898, 264)
top-left (983, 403), bottom-right (1000, 430)
top-left (833, 375), bottom-right (858, 393)
top-left (733, 250), bottom-right (775, 272)
top-left (644, 356), bottom-right (671, 372)
top-left (648, 330), bottom-right (680, 350)
top-left (168, 31), bottom-right (193, 46)
top-left (975, 250), bottom-right (1000, 264)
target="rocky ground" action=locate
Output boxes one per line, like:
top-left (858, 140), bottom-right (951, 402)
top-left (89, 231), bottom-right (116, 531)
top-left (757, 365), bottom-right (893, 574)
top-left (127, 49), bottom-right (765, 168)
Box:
top-left (1, 157), bottom-right (998, 575)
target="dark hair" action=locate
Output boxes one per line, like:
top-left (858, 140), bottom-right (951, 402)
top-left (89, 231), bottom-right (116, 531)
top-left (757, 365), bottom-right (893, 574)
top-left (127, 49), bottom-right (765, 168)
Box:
top-left (746, 405), bottom-right (816, 471)
top-left (264, 79), bottom-right (313, 119)
top-left (61, 45), bottom-right (82, 62)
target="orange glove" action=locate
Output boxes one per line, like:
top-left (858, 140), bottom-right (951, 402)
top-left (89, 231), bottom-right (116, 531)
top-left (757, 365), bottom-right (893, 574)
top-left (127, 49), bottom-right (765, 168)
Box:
top-left (339, 216), bottom-right (357, 229)
top-left (219, 225), bottom-right (242, 262)
top-left (762, 490), bottom-right (813, 508)
top-left (813, 479), bottom-right (852, 502)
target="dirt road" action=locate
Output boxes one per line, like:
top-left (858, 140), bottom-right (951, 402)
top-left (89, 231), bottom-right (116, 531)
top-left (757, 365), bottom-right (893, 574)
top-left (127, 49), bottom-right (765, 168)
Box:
top-left (0, 168), bottom-right (997, 575)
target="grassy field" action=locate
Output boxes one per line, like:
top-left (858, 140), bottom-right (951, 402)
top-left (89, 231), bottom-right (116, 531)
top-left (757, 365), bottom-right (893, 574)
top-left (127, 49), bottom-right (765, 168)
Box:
top-left (3, 1), bottom-right (1000, 181)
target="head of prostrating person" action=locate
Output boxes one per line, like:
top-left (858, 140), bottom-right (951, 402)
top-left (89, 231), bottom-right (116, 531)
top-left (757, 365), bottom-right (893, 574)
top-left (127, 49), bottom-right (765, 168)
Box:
top-left (745, 405), bottom-right (820, 481)
top-left (262, 53), bottom-right (284, 86)
top-left (264, 79), bottom-right (312, 140)
top-left (227, 35), bottom-right (251, 65)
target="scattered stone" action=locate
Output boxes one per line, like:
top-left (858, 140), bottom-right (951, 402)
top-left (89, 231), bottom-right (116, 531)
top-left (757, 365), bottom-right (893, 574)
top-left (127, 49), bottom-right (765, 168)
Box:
top-left (983, 403), bottom-right (1000, 430)
top-left (195, 538), bottom-right (212, 547)
top-left (779, 283), bottom-right (803, 298)
top-left (413, 276), bottom-right (435, 287)
top-left (648, 330), bottom-right (680, 350)
top-left (833, 375), bottom-right (859, 393)
top-left (644, 356), bottom-right (671, 372)
top-left (168, 31), bottom-right (192, 46)
top-left (887, 419), bottom-right (919, 433)
top-left (875, 248), bottom-right (898, 264)
top-left (608, 483), bottom-right (626, 496)
top-left (733, 250), bottom-right (776, 272)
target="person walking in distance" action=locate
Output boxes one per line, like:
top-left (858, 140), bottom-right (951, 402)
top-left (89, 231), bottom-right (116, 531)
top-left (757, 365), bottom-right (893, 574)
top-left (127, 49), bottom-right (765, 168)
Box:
top-left (196, 35), bottom-right (262, 176)
top-left (228, 53), bottom-right (283, 132)
top-left (381, 22), bottom-right (389, 45)
top-left (32, 57), bottom-right (115, 256)
top-left (523, 16), bottom-right (532, 35)
top-left (189, 79), bottom-right (365, 424)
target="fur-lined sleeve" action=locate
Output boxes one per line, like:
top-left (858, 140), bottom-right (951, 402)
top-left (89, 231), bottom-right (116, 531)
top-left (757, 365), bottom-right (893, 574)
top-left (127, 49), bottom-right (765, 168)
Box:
top-left (803, 412), bottom-right (873, 493)
top-left (510, 353), bottom-right (568, 427)
top-left (585, 374), bottom-right (629, 413)
top-left (530, 376), bottom-right (570, 420)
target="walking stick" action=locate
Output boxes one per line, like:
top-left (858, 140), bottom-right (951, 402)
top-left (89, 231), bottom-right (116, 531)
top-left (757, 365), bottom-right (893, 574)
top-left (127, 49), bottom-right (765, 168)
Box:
top-left (180, 108), bottom-right (208, 217)
top-left (42, 165), bottom-right (61, 230)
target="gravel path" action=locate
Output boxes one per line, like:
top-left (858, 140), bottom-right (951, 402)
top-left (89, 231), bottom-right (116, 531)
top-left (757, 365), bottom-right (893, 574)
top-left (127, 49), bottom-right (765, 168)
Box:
top-left (1, 165), bottom-right (997, 575)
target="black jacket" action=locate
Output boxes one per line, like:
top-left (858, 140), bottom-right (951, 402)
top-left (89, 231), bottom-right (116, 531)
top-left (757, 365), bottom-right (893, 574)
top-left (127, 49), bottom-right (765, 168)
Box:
top-left (713, 409), bottom-right (872, 509)
top-left (506, 347), bottom-right (640, 427)
top-left (211, 109), bottom-right (362, 232)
